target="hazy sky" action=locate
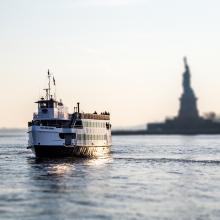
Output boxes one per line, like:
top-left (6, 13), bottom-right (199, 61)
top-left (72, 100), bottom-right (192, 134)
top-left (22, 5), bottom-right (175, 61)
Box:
top-left (0, 0), bottom-right (220, 128)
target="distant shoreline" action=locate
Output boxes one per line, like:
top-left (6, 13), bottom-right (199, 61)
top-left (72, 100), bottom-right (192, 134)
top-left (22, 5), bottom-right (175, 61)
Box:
top-left (112, 130), bottom-right (220, 135)
top-left (0, 128), bottom-right (26, 132)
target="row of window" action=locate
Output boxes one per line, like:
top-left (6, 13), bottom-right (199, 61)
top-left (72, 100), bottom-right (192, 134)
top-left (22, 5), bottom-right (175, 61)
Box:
top-left (83, 121), bottom-right (107, 128)
top-left (77, 134), bottom-right (107, 141)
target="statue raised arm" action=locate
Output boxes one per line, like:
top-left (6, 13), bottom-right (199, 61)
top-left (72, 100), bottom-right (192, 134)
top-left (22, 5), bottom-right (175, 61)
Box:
top-left (184, 56), bottom-right (189, 71)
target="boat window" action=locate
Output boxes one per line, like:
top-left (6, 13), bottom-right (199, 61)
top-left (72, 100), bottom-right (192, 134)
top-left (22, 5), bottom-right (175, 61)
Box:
top-left (78, 134), bottom-right (81, 140)
top-left (39, 102), bottom-right (47, 108)
top-left (75, 120), bottom-right (83, 127)
top-left (48, 100), bottom-right (54, 108)
top-left (59, 133), bottom-right (76, 139)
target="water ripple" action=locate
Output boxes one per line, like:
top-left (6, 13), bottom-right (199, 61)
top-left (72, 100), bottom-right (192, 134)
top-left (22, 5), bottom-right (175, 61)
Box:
top-left (1, 132), bottom-right (220, 220)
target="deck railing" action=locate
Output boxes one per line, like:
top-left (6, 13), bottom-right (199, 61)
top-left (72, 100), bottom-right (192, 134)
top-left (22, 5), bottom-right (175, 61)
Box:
top-left (80, 113), bottom-right (110, 120)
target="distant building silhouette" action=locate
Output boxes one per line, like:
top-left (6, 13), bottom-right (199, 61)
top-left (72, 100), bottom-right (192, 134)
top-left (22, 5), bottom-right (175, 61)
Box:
top-left (147, 57), bottom-right (220, 134)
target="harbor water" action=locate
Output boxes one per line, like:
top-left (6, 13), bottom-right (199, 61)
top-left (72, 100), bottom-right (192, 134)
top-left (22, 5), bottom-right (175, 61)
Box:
top-left (0, 130), bottom-right (220, 220)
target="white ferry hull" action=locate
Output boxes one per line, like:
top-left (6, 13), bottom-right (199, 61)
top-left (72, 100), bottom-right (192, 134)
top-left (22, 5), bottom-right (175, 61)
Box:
top-left (28, 125), bottom-right (111, 158)
top-left (30, 145), bottom-right (111, 158)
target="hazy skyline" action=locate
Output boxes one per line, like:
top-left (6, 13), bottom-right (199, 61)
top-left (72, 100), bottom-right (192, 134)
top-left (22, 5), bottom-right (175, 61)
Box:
top-left (0, 0), bottom-right (220, 128)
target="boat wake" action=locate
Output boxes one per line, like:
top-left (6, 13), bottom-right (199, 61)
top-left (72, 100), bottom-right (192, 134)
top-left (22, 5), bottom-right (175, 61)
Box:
top-left (115, 157), bottom-right (220, 164)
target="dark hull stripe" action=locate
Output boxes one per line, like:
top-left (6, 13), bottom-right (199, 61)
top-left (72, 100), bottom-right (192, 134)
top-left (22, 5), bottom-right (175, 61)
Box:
top-left (31, 145), bottom-right (111, 158)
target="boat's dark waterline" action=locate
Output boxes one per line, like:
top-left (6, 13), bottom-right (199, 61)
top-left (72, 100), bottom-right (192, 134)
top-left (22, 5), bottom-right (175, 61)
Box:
top-left (31, 145), bottom-right (111, 158)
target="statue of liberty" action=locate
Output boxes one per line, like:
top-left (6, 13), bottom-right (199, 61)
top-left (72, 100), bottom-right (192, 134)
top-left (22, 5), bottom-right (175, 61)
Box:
top-left (178, 57), bottom-right (199, 120)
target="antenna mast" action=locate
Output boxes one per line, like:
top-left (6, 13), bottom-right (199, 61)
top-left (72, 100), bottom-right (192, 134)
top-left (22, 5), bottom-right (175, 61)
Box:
top-left (53, 76), bottom-right (56, 100)
top-left (43, 88), bottom-right (49, 100)
top-left (48, 69), bottom-right (51, 99)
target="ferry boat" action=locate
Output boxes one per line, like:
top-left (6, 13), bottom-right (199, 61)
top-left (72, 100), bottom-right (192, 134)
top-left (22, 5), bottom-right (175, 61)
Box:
top-left (27, 71), bottom-right (112, 158)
